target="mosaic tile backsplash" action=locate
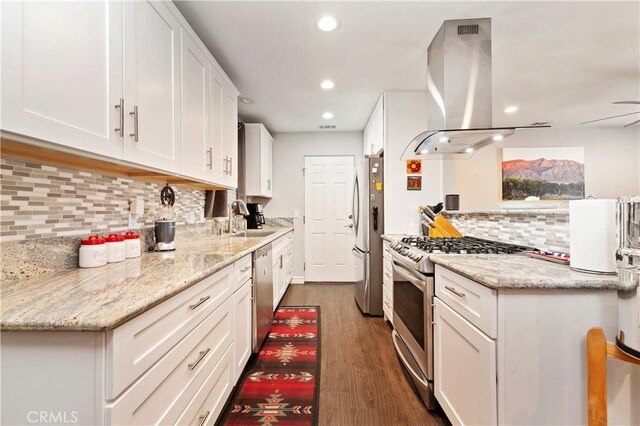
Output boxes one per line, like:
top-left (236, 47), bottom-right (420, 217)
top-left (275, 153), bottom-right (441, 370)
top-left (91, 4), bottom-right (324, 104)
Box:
top-left (0, 156), bottom-right (207, 242)
top-left (443, 210), bottom-right (570, 252)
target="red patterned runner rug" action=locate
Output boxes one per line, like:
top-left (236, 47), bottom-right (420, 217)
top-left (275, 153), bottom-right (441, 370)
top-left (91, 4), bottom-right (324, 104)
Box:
top-left (219, 306), bottom-right (320, 426)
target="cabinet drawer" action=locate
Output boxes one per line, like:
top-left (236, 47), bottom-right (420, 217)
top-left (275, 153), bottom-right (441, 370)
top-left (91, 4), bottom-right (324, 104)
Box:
top-left (175, 346), bottom-right (234, 426)
top-left (434, 298), bottom-right (497, 426)
top-left (105, 297), bottom-right (234, 425)
top-left (435, 266), bottom-right (497, 338)
top-left (383, 260), bottom-right (393, 289)
top-left (234, 255), bottom-right (252, 291)
top-left (106, 264), bottom-right (233, 399)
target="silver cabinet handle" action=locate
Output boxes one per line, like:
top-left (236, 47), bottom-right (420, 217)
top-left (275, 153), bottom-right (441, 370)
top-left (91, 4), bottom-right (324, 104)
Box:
top-left (114, 98), bottom-right (124, 137)
top-left (198, 411), bottom-right (210, 426)
top-left (229, 156), bottom-right (232, 176)
top-left (384, 272), bottom-right (391, 279)
top-left (207, 148), bottom-right (212, 169)
top-left (240, 266), bottom-right (251, 273)
top-left (188, 347), bottom-right (210, 370)
top-left (129, 106), bottom-right (139, 142)
top-left (267, 179), bottom-right (271, 190)
top-left (444, 285), bottom-right (465, 298)
top-left (189, 295), bottom-right (210, 310)
top-left (280, 254), bottom-right (283, 269)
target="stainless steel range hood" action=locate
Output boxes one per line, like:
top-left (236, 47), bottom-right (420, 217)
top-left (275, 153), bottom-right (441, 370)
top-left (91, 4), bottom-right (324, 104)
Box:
top-left (412, 18), bottom-right (548, 159)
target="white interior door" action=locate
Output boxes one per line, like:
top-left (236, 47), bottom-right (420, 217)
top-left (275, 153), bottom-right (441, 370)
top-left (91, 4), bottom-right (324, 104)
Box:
top-left (304, 156), bottom-right (356, 282)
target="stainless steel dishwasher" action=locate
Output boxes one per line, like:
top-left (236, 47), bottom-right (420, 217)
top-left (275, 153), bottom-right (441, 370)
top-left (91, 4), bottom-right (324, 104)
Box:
top-left (252, 244), bottom-right (274, 352)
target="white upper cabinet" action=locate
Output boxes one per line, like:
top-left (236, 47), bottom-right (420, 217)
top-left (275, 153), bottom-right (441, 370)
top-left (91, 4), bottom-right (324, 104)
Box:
top-left (363, 94), bottom-right (384, 155)
top-left (221, 86), bottom-right (239, 188)
top-left (244, 123), bottom-right (273, 198)
top-left (1, 1), bottom-right (124, 159)
top-left (123, 1), bottom-right (181, 171)
top-left (1, 0), bottom-right (239, 188)
top-left (180, 29), bottom-right (210, 181)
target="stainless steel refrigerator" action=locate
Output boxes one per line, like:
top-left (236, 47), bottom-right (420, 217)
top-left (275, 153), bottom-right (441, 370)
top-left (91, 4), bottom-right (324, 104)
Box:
top-left (352, 156), bottom-right (384, 316)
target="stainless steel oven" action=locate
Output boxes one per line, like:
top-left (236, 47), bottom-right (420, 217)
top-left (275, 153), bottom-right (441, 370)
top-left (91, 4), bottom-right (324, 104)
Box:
top-left (391, 255), bottom-right (436, 410)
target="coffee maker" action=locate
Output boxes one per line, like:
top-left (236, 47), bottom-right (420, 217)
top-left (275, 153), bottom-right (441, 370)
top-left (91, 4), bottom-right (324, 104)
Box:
top-left (245, 203), bottom-right (266, 229)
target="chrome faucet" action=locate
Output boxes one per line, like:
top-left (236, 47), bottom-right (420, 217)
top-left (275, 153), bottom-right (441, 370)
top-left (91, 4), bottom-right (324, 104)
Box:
top-left (228, 200), bottom-right (249, 234)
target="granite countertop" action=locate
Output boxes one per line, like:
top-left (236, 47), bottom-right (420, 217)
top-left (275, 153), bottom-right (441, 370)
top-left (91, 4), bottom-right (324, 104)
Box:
top-left (443, 209), bottom-right (569, 216)
top-left (430, 254), bottom-right (621, 290)
top-left (0, 227), bottom-right (294, 331)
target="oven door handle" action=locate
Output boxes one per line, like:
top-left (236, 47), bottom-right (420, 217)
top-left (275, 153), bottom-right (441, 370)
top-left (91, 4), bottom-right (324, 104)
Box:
top-left (392, 260), bottom-right (427, 291)
top-left (392, 330), bottom-right (430, 389)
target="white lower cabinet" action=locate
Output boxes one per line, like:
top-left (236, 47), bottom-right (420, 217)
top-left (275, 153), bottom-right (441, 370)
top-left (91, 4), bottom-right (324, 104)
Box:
top-left (1, 255), bottom-right (257, 426)
top-left (233, 279), bottom-right (252, 383)
top-left (272, 232), bottom-right (294, 310)
top-left (434, 298), bottom-right (497, 426)
top-left (433, 265), bottom-right (637, 426)
top-left (382, 240), bottom-right (393, 323)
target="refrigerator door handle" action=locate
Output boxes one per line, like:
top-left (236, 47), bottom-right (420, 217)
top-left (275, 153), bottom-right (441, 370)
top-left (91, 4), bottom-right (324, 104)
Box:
top-left (353, 174), bottom-right (360, 237)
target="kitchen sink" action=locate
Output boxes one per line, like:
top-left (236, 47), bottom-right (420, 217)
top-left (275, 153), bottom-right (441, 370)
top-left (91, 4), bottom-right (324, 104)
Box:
top-left (230, 230), bottom-right (276, 238)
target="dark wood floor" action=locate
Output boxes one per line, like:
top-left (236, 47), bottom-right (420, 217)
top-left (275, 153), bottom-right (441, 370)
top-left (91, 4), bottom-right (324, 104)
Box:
top-left (281, 283), bottom-right (449, 426)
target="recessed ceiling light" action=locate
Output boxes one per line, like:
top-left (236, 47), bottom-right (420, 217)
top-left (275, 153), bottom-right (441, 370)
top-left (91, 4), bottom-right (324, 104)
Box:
top-left (504, 106), bottom-right (518, 113)
top-left (320, 80), bottom-right (335, 90)
top-left (239, 96), bottom-right (255, 104)
top-left (492, 134), bottom-right (504, 141)
top-left (322, 112), bottom-right (334, 119)
top-left (438, 136), bottom-right (449, 143)
top-left (317, 16), bottom-right (339, 32)
top-left (464, 147), bottom-right (474, 153)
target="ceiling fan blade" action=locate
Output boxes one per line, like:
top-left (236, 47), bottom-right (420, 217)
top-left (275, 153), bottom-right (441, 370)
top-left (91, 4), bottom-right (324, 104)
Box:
top-left (624, 119), bottom-right (640, 127)
top-left (579, 111), bottom-right (640, 125)
top-left (613, 101), bottom-right (640, 105)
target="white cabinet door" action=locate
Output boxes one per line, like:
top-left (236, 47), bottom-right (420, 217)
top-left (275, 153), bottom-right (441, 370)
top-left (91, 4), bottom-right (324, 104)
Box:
top-left (272, 259), bottom-right (280, 311)
top-left (180, 28), bottom-right (210, 181)
top-left (244, 123), bottom-right (273, 198)
top-left (209, 67), bottom-right (225, 183)
top-left (1, 1), bottom-right (124, 159)
top-left (220, 85), bottom-right (238, 188)
top-left (434, 298), bottom-right (497, 426)
top-left (363, 94), bottom-right (384, 155)
top-left (262, 127), bottom-right (273, 197)
top-left (233, 281), bottom-right (252, 383)
top-left (123, 0), bottom-right (181, 172)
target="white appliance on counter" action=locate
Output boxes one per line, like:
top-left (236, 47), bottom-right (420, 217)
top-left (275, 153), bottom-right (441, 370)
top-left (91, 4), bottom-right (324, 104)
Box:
top-left (352, 156), bottom-right (385, 316)
top-left (569, 199), bottom-right (617, 274)
top-left (617, 196), bottom-right (640, 358)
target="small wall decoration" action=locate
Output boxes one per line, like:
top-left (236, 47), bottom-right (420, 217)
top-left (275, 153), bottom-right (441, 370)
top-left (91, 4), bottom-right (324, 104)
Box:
top-left (407, 176), bottom-right (422, 191)
top-left (501, 147), bottom-right (585, 200)
top-left (406, 159), bottom-right (422, 174)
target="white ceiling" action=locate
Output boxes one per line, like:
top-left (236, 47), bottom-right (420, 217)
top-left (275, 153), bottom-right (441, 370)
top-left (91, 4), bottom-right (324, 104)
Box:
top-left (175, 1), bottom-right (640, 133)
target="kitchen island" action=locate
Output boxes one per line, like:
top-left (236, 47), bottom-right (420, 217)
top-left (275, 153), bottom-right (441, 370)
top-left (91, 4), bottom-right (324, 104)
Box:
top-left (429, 254), bottom-right (637, 426)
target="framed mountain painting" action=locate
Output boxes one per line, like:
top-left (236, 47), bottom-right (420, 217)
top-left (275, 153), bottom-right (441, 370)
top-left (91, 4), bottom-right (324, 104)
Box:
top-left (501, 147), bottom-right (585, 200)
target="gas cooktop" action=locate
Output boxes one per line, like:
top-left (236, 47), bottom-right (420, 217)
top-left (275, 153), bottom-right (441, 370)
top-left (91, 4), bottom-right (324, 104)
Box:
top-left (400, 236), bottom-right (535, 254)
top-left (390, 236), bottom-right (537, 273)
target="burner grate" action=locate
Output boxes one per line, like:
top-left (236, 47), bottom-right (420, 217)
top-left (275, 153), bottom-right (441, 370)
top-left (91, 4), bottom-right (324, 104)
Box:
top-left (400, 236), bottom-right (535, 254)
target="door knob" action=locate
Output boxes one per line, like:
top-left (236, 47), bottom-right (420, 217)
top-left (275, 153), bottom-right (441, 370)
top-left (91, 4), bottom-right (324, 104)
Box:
top-left (348, 214), bottom-right (353, 219)
top-left (345, 223), bottom-right (354, 228)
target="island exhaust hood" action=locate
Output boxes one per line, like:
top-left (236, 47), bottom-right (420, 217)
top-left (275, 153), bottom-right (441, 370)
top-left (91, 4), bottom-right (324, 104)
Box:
top-left (411, 18), bottom-right (548, 159)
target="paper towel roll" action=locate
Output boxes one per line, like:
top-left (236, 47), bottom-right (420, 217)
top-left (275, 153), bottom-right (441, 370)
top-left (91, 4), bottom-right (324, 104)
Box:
top-left (569, 199), bottom-right (617, 274)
